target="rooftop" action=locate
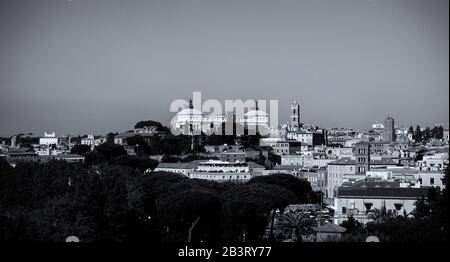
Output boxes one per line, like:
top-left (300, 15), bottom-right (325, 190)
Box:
top-left (56, 154), bottom-right (85, 159)
top-left (337, 179), bottom-right (430, 199)
top-left (328, 158), bottom-right (356, 165)
top-left (370, 159), bottom-right (398, 165)
top-left (273, 165), bottom-right (303, 170)
top-left (156, 161), bottom-right (202, 170)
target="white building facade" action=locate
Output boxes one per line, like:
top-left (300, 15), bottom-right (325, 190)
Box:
top-left (39, 132), bottom-right (58, 146)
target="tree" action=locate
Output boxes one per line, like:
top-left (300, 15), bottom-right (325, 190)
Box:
top-left (255, 149), bottom-right (266, 166)
top-left (157, 188), bottom-right (221, 243)
top-left (365, 216), bottom-right (428, 242)
top-left (0, 160), bottom-right (101, 241)
top-left (246, 174), bottom-right (321, 240)
top-left (112, 155), bottom-right (159, 172)
top-left (160, 154), bottom-right (181, 163)
top-left (70, 144), bottom-right (91, 155)
top-left (277, 212), bottom-right (316, 242)
top-left (367, 206), bottom-right (395, 224)
top-left (160, 134), bottom-right (192, 155)
top-left (431, 126), bottom-right (444, 140)
top-left (94, 143), bottom-right (127, 161)
top-left (408, 126), bottom-right (415, 138)
top-left (94, 165), bottom-right (145, 241)
top-left (134, 120), bottom-right (163, 129)
top-left (220, 183), bottom-right (297, 242)
top-left (247, 173), bottom-right (316, 203)
top-left (423, 127), bottom-right (432, 141)
top-left (268, 151), bottom-right (281, 165)
top-left (435, 167), bottom-right (449, 240)
top-left (85, 151), bottom-right (107, 166)
top-left (141, 172), bottom-right (187, 218)
top-left (437, 126), bottom-right (444, 139)
top-left (415, 125), bottom-right (422, 142)
top-left (412, 167), bottom-right (449, 241)
top-left (413, 187), bottom-right (440, 219)
top-left (106, 133), bottom-right (117, 143)
top-left (126, 135), bottom-right (151, 156)
top-left (16, 135), bottom-right (39, 148)
top-left (341, 215), bottom-right (363, 233)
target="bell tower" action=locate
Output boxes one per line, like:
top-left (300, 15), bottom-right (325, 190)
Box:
top-left (289, 99), bottom-right (301, 131)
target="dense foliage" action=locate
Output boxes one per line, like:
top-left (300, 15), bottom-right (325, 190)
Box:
top-left (0, 159), bottom-right (314, 242)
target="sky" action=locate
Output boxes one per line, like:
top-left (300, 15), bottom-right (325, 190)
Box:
top-left (0, 0), bottom-right (448, 136)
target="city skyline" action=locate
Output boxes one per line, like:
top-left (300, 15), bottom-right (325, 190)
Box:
top-left (0, 0), bottom-right (448, 136)
top-left (1, 103), bottom-right (447, 138)
top-left (0, 0), bottom-right (448, 247)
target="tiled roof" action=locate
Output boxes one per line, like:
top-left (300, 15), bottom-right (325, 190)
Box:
top-left (156, 161), bottom-right (202, 169)
top-left (8, 147), bottom-right (35, 153)
top-left (370, 159), bottom-right (398, 165)
top-left (337, 180), bottom-right (430, 199)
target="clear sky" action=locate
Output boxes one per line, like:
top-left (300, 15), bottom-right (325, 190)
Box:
top-left (0, 0), bottom-right (448, 136)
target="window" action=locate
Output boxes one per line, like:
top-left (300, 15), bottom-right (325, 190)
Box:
top-left (430, 178), bottom-right (435, 185)
top-left (342, 207), bottom-right (347, 214)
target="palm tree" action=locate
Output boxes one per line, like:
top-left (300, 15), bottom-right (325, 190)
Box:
top-left (277, 212), bottom-right (316, 242)
top-left (367, 206), bottom-right (395, 224)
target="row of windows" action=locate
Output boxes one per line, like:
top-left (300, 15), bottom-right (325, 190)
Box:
top-left (275, 149), bottom-right (288, 153)
top-left (191, 175), bottom-right (248, 179)
top-left (357, 148), bottom-right (367, 154)
top-left (330, 166), bottom-right (354, 171)
top-left (357, 157), bottom-right (367, 163)
top-left (342, 204), bottom-right (404, 214)
top-left (273, 144), bottom-right (289, 147)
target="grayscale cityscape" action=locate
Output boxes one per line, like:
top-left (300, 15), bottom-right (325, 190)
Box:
top-left (0, 0), bottom-right (448, 249)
